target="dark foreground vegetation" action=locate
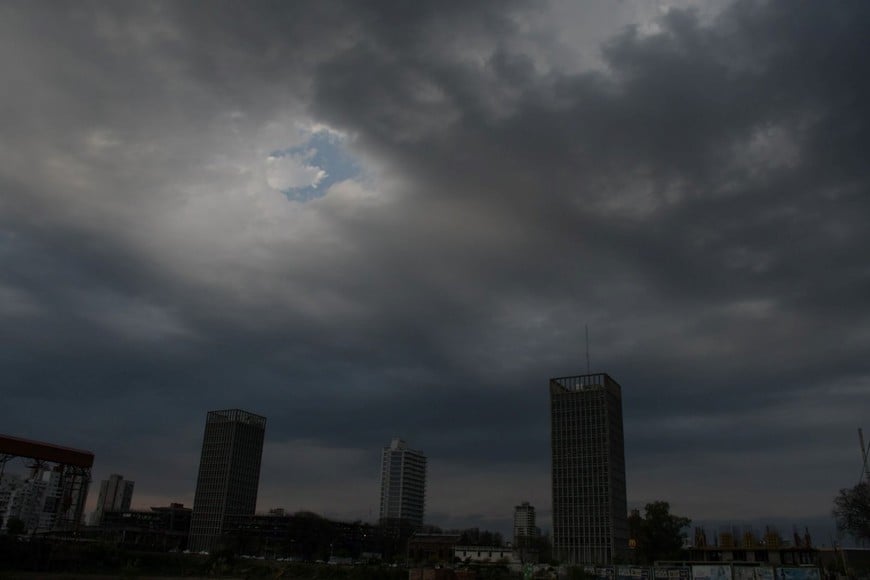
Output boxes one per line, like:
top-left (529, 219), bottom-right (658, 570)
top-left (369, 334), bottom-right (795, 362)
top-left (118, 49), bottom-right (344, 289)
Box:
top-left (0, 536), bottom-right (410, 579)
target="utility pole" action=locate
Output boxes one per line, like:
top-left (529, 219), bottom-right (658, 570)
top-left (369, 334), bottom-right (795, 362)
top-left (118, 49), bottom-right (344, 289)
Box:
top-left (860, 428), bottom-right (870, 484)
top-left (585, 324), bottom-right (590, 374)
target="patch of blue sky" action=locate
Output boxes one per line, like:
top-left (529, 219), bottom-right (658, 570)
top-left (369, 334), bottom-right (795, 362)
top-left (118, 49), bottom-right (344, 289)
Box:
top-left (272, 130), bottom-right (362, 202)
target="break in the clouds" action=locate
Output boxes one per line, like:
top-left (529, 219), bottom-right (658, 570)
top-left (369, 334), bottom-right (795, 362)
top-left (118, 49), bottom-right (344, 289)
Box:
top-left (267, 129), bottom-right (362, 201)
top-left (1, 0), bottom-right (869, 540)
top-left (266, 153), bottom-right (325, 193)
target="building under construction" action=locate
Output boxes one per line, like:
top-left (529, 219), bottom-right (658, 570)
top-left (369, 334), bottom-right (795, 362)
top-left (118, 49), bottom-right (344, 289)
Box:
top-left (0, 433), bottom-right (94, 533)
top-left (551, 373), bottom-right (629, 565)
top-left (683, 525), bottom-right (817, 566)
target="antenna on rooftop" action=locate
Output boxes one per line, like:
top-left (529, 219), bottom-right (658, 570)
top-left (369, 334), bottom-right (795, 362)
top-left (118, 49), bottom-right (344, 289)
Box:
top-left (585, 324), bottom-right (591, 374)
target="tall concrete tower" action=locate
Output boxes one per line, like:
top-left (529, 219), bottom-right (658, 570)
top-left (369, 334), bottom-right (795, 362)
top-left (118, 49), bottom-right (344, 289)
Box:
top-left (188, 409), bottom-right (266, 552)
top-left (550, 373), bottom-right (628, 564)
top-left (379, 438), bottom-right (427, 527)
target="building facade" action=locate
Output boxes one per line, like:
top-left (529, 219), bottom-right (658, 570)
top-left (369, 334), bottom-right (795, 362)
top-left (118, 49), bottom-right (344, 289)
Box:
top-left (0, 434), bottom-right (93, 532)
top-left (513, 501), bottom-right (537, 548)
top-left (0, 471), bottom-right (49, 532)
top-left (550, 373), bottom-right (628, 565)
top-left (91, 473), bottom-right (134, 525)
top-left (407, 533), bottom-right (461, 564)
top-left (98, 503), bottom-right (192, 551)
top-left (188, 409), bottom-right (266, 553)
top-left (379, 438), bottom-right (427, 527)
top-left (0, 465), bottom-right (89, 533)
top-left (454, 545), bottom-right (523, 569)
top-left (222, 512), bottom-right (383, 561)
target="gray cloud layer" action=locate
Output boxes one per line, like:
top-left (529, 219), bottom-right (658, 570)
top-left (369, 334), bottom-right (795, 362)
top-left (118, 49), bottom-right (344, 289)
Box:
top-left (1, 0), bottom-right (868, 536)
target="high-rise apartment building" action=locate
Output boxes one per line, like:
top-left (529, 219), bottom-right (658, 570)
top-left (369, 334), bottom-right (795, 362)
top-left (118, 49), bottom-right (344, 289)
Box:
top-left (91, 473), bottom-right (135, 525)
top-left (0, 471), bottom-right (50, 532)
top-left (1, 465), bottom-right (89, 533)
top-left (550, 373), bottom-right (628, 565)
top-left (379, 438), bottom-right (426, 527)
top-left (513, 501), bottom-right (537, 547)
top-left (189, 409), bottom-right (266, 553)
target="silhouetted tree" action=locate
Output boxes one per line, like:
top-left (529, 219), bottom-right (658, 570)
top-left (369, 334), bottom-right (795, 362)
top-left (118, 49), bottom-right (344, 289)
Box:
top-left (629, 502), bottom-right (690, 564)
top-left (833, 482), bottom-right (870, 542)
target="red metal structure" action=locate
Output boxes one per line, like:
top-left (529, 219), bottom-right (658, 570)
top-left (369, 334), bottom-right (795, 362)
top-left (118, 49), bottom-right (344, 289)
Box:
top-left (0, 434), bottom-right (94, 533)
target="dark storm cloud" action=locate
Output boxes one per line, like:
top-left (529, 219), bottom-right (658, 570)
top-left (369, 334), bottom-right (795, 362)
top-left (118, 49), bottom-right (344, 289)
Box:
top-left (1, 0), bottom-right (868, 531)
top-left (306, 0), bottom-right (870, 390)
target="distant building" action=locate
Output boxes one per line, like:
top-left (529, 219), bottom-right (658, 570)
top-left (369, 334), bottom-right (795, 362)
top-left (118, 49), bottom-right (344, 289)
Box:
top-left (0, 465), bottom-right (89, 533)
top-left (99, 503), bottom-right (192, 551)
top-left (0, 434), bottom-right (93, 532)
top-left (379, 438), bottom-right (427, 527)
top-left (454, 545), bottom-right (523, 569)
top-left (188, 409), bottom-right (266, 553)
top-left (550, 373), bottom-right (628, 565)
top-left (222, 512), bottom-right (382, 560)
top-left (0, 471), bottom-right (48, 532)
top-left (91, 474), bottom-right (134, 525)
top-left (685, 525), bottom-right (818, 566)
top-left (408, 532), bottom-right (461, 564)
top-left (513, 501), bottom-right (537, 547)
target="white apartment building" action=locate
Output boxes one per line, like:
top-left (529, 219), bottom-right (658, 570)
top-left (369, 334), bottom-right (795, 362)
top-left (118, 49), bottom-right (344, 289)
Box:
top-left (0, 467), bottom-right (75, 533)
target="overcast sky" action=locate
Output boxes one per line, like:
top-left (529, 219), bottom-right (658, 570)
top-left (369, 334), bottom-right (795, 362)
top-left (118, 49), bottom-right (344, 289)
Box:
top-left (2, 0), bottom-right (869, 540)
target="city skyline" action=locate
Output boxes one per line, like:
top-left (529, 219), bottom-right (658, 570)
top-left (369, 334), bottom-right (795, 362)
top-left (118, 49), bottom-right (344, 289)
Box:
top-left (2, 0), bottom-right (868, 542)
top-left (0, 405), bottom-right (846, 544)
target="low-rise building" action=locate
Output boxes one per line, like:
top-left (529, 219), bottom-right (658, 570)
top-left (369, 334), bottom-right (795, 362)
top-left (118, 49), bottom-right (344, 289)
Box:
top-left (408, 533), bottom-right (462, 564)
top-left (454, 545), bottom-right (518, 564)
top-left (98, 503), bottom-right (192, 551)
top-left (684, 527), bottom-right (818, 566)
